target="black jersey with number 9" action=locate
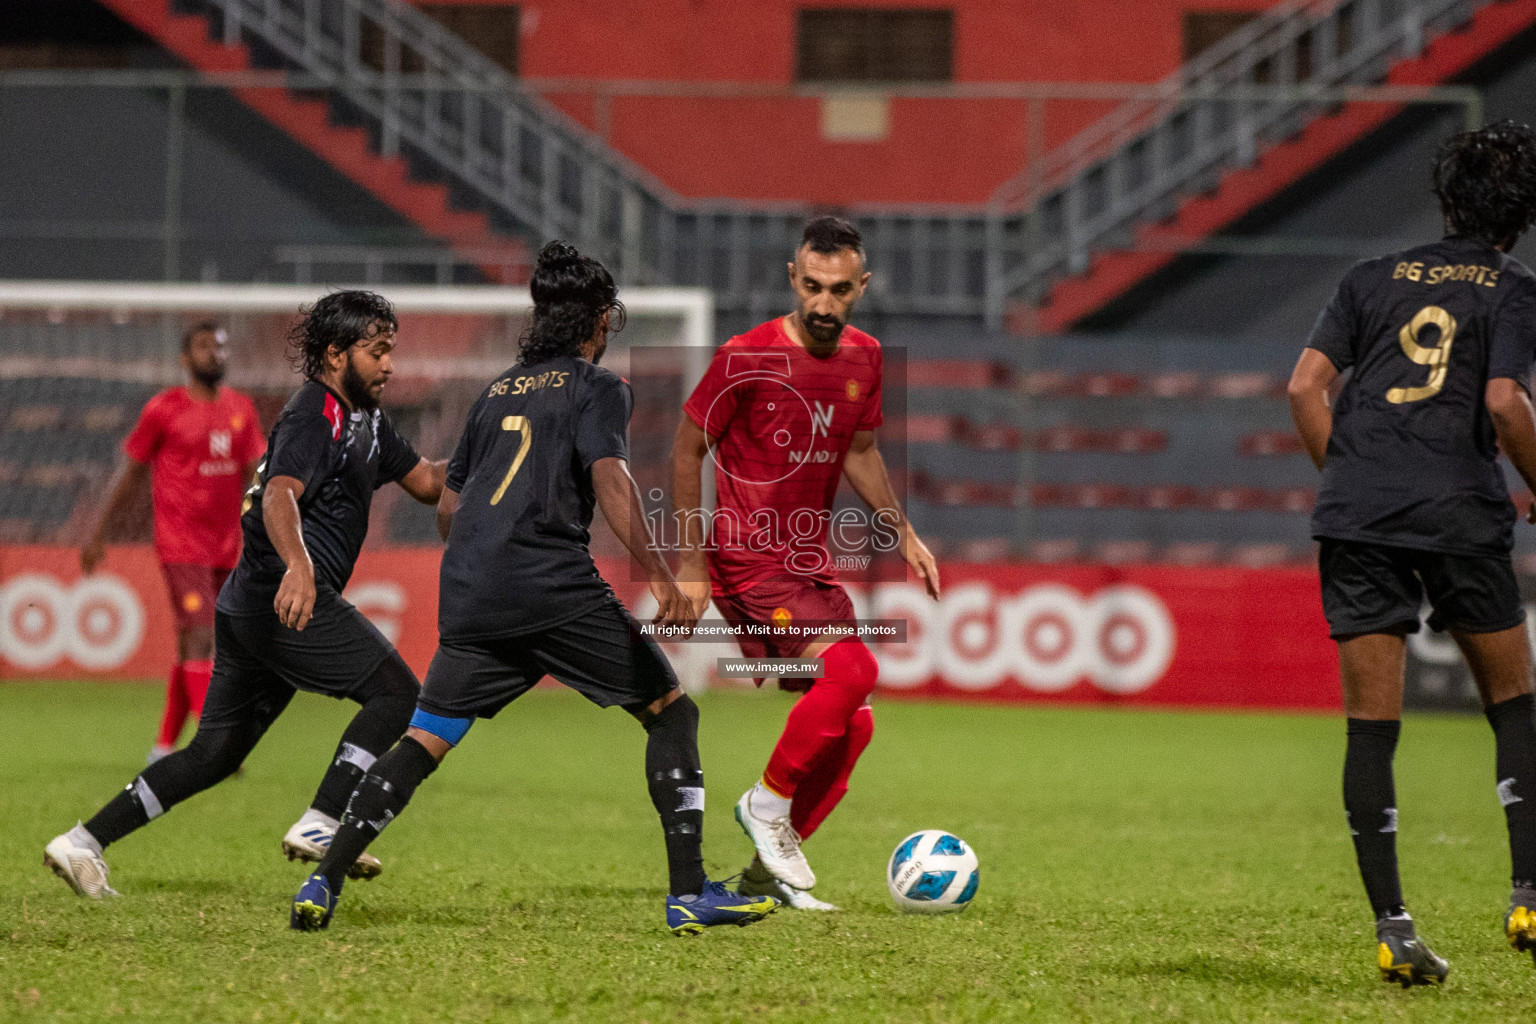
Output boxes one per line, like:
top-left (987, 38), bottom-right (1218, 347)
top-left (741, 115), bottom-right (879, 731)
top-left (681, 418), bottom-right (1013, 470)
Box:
top-left (438, 356), bottom-right (632, 640)
top-left (1307, 235), bottom-right (1536, 555)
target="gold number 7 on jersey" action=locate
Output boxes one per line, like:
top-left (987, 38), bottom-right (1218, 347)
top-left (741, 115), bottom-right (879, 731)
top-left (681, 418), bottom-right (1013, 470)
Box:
top-left (1387, 305), bottom-right (1458, 404)
top-left (490, 415), bottom-right (533, 505)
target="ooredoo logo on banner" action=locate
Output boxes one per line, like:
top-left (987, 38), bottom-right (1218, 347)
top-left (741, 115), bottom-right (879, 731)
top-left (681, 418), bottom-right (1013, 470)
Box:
top-left (861, 581), bottom-right (1175, 695)
top-left (0, 573), bottom-right (146, 671)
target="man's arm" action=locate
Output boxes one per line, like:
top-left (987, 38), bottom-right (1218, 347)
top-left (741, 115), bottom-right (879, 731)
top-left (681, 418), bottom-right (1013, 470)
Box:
top-left (80, 457), bottom-right (150, 574)
top-left (669, 417), bottom-right (718, 617)
top-left (397, 457), bottom-right (448, 505)
top-left (841, 430), bottom-right (940, 599)
top-left (593, 456), bottom-right (695, 628)
top-left (1287, 348), bottom-right (1340, 471)
top-left (436, 486), bottom-right (459, 541)
top-left (1487, 377), bottom-right (1536, 525)
top-left (262, 476), bottom-right (316, 631)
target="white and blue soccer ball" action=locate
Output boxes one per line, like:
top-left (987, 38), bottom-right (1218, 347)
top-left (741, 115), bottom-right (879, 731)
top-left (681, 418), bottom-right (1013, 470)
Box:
top-left (886, 830), bottom-right (979, 913)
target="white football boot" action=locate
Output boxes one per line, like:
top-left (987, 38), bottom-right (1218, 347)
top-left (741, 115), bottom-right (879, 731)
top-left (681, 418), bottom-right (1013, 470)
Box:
top-left (281, 811), bottom-right (383, 880)
top-left (737, 855), bottom-right (838, 911)
top-left (44, 826), bottom-right (119, 898)
top-left (734, 788), bottom-right (816, 891)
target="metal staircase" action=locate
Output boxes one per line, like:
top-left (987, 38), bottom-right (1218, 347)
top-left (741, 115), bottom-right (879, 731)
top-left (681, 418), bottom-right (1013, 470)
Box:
top-left (991, 0), bottom-right (1531, 330)
top-left (103, 0), bottom-right (1536, 322)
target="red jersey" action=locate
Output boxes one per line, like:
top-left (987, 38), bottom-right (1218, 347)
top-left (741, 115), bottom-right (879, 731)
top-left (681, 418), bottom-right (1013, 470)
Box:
top-left (683, 318), bottom-right (883, 593)
top-left (123, 386), bottom-right (265, 568)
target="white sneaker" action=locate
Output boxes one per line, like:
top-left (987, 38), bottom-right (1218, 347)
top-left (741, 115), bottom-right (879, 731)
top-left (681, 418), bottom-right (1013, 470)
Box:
top-left (281, 816), bottom-right (383, 880)
top-left (734, 789), bottom-right (815, 891)
top-left (44, 828), bottom-right (119, 898)
top-left (738, 857), bottom-right (838, 911)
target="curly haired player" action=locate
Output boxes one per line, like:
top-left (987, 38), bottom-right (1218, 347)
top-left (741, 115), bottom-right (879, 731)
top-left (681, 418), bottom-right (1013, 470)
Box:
top-left (46, 291), bottom-right (445, 897)
top-left (1289, 121), bottom-right (1536, 986)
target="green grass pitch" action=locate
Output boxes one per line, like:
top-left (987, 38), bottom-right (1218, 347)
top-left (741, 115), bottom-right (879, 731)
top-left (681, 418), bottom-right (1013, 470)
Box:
top-left (4, 681), bottom-right (1536, 1022)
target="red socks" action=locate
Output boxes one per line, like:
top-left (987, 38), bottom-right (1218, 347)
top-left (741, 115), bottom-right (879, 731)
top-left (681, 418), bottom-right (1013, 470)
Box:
top-left (763, 638), bottom-right (879, 836)
top-left (154, 660), bottom-right (213, 751)
top-left (182, 659), bottom-right (212, 719)
top-left (791, 703), bottom-right (873, 840)
top-left (154, 663), bottom-right (189, 750)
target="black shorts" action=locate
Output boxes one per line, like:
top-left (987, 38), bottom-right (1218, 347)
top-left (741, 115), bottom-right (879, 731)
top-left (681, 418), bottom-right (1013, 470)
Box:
top-left (419, 598), bottom-right (678, 718)
top-left (1318, 537), bottom-right (1525, 639)
top-left (199, 590), bottom-right (397, 729)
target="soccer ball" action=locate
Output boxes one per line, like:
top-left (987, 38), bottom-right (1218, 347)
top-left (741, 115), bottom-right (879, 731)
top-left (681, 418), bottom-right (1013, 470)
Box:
top-left (886, 830), bottom-right (979, 913)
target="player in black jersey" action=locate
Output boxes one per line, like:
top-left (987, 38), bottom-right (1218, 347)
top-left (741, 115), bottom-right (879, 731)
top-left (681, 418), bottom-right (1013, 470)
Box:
top-left (290, 242), bottom-right (777, 936)
top-left (45, 291), bottom-right (446, 898)
top-left (1289, 122), bottom-right (1536, 985)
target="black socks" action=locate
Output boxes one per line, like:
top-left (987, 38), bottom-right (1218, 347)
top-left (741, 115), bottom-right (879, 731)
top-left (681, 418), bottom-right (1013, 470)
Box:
top-left (1344, 717), bottom-right (1406, 919)
top-left (642, 694), bottom-right (707, 897)
top-left (1487, 693), bottom-right (1536, 888)
top-left (310, 657), bottom-right (419, 820)
top-left (84, 724), bottom-right (258, 847)
top-left (317, 736), bottom-right (440, 891)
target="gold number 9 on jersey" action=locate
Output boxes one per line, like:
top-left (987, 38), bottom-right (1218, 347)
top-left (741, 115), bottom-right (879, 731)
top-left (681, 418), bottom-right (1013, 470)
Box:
top-left (1387, 305), bottom-right (1458, 404)
top-left (490, 415), bottom-right (533, 505)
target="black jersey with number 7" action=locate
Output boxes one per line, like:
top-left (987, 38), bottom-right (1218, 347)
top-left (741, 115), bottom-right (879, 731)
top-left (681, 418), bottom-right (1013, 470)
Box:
top-left (438, 356), bottom-right (632, 641)
top-left (1307, 234), bottom-right (1536, 556)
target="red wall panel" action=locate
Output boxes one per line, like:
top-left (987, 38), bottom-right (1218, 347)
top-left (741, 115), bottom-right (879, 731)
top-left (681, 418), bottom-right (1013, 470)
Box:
top-left (411, 0), bottom-right (1280, 204)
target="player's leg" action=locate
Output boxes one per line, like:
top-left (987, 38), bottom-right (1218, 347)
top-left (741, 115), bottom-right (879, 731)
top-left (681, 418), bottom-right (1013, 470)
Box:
top-left (247, 594), bottom-right (419, 878)
top-left (150, 660), bottom-right (189, 764)
top-left (739, 636), bottom-right (878, 891)
top-left (533, 608), bottom-right (776, 933)
top-left (291, 723), bottom-right (455, 931)
top-left (790, 701), bottom-right (873, 841)
top-left (45, 619), bottom-right (293, 897)
top-left (293, 638), bottom-right (529, 930)
top-left (151, 565), bottom-right (215, 761)
top-left (282, 649), bottom-right (419, 877)
top-left (1320, 539), bottom-right (1446, 985)
top-left (737, 701), bottom-right (872, 912)
top-left (1423, 549), bottom-right (1536, 961)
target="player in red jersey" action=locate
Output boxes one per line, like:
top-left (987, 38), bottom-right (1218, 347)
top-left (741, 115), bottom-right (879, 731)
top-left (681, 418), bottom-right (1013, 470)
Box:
top-left (82, 323), bottom-right (265, 763)
top-left (671, 216), bottom-right (940, 910)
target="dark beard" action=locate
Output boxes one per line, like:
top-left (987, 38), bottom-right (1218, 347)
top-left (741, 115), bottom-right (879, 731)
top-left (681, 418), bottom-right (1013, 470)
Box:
top-left (191, 364), bottom-right (225, 388)
top-left (802, 315), bottom-right (844, 353)
top-left (340, 358), bottom-right (378, 411)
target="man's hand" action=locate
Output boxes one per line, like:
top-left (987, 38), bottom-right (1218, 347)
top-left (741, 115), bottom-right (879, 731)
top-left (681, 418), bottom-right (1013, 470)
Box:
top-left (676, 553), bottom-right (713, 619)
top-left (650, 577), bottom-right (697, 631)
top-left (80, 538), bottom-right (106, 575)
top-left (902, 528), bottom-right (941, 600)
top-left (275, 563), bottom-right (316, 631)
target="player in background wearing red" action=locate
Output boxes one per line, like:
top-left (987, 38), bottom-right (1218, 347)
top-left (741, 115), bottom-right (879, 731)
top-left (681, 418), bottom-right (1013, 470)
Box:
top-left (671, 217), bottom-right (940, 910)
top-left (82, 323), bottom-right (265, 763)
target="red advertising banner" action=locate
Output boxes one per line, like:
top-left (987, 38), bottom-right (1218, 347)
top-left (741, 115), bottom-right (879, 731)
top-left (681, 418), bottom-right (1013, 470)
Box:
top-left (0, 546), bottom-right (1340, 711)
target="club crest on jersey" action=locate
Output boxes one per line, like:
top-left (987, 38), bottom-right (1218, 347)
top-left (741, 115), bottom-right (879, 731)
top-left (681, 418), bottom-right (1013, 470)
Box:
top-left (322, 394), bottom-right (344, 441)
top-left (810, 401), bottom-right (835, 438)
top-left (846, 379), bottom-right (859, 401)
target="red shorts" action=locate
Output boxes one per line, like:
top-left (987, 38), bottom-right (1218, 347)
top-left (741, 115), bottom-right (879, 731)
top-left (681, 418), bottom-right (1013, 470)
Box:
top-left (160, 564), bottom-right (231, 631)
top-left (712, 577), bottom-right (856, 691)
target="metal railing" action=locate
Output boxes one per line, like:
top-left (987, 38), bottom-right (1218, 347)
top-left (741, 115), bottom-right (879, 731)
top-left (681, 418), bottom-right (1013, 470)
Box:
top-left (985, 0), bottom-right (1489, 323)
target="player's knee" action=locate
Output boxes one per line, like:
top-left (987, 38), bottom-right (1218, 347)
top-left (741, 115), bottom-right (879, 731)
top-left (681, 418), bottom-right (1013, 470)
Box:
top-left (848, 703), bottom-right (874, 745)
top-left (635, 691), bottom-right (698, 734)
top-left (824, 638), bottom-right (879, 699)
top-left (180, 625), bottom-right (214, 662)
top-left (181, 725), bottom-right (248, 782)
top-left (357, 653), bottom-right (421, 725)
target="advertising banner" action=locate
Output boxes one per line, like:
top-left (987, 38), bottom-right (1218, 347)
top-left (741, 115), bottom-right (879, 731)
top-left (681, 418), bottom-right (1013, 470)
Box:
top-left (0, 544), bottom-right (1365, 711)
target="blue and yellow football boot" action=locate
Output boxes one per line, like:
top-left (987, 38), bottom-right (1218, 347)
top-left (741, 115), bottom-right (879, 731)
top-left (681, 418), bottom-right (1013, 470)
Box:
top-left (290, 873), bottom-right (338, 932)
top-left (667, 878), bottom-right (778, 936)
